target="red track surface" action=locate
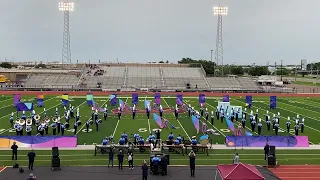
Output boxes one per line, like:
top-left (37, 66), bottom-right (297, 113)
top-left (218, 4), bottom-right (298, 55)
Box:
top-left (2, 91), bottom-right (320, 97)
top-left (270, 165), bottom-right (320, 180)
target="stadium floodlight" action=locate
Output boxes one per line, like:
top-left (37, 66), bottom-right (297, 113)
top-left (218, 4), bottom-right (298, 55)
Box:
top-left (59, 2), bottom-right (74, 69)
top-left (59, 2), bottom-right (74, 12)
top-left (213, 5), bottom-right (228, 76)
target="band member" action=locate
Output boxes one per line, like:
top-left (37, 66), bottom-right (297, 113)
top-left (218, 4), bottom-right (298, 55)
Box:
top-left (132, 104), bottom-right (136, 120)
top-left (86, 120), bottom-right (91, 132)
top-left (243, 108), bottom-right (247, 120)
top-left (31, 110), bottom-right (36, 120)
top-left (236, 108), bottom-right (240, 121)
top-left (76, 109), bottom-right (80, 122)
top-left (104, 105), bottom-right (108, 120)
top-left (301, 118), bottom-right (305, 133)
top-left (66, 110), bottom-right (70, 123)
top-left (272, 114), bottom-right (276, 129)
top-left (26, 125), bottom-right (32, 136)
top-left (118, 107), bottom-right (122, 120)
top-left (205, 108), bottom-right (209, 121)
top-left (134, 133), bottom-right (140, 145)
top-left (296, 115), bottom-right (300, 124)
top-left (10, 112), bottom-right (14, 127)
top-left (17, 124), bottom-right (23, 136)
top-left (241, 114), bottom-right (246, 128)
top-left (220, 110), bottom-right (224, 123)
top-left (159, 105), bottom-right (163, 118)
top-left (64, 106), bottom-right (67, 117)
top-left (210, 111), bottom-right (214, 125)
top-left (55, 107), bottom-right (58, 117)
top-left (73, 120), bottom-right (78, 135)
top-left (38, 125), bottom-right (44, 136)
top-left (294, 120), bottom-right (299, 135)
top-left (14, 122), bottom-right (19, 135)
top-left (266, 115), bottom-right (271, 131)
top-left (230, 108), bottom-right (234, 122)
top-left (174, 106), bottom-right (179, 120)
top-left (57, 116), bottom-right (61, 134)
top-left (265, 111), bottom-right (269, 122)
top-left (60, 123), bottom-right (65, 136)
top-left (191, 107), bottom-right (195, 116)
top-left (202, 122), bottom-right (207, 134)
top-left (21, 111), bottom-right (26, 120)
top-left (188, 104), bottom-right (191, 117)
top-left (162, 117), bottom-right (169, 128)
top-left (215, 106), bottom-right (219, 118)
top-left (277, 112), bottom-right (280, 124)
top-left (200, 104), bottom-right (204, 117)
top-left (251, 117), bottom-right (256, 132)
top-left (96, 118), bottom-right (100, 131)
top-left (286, 117), bottom-right (291, 132)
top-left (70, 106), bottom-right (74, 118)
top-left (51, 121), bottom-right (57, 135)
top-left (91, 107), bottom-right (95, 120)
top-left (43, 108), bottom-right (46, 118)
top-left (257, 119), bottom-right (262, 135)
top-left (146, 105), bottom-right (150, 120)
top-left (44, 121), bottom-right (49, 135)
top-left (274, 119), bottom-right (279, 135)
top-left (255, 109), bottom-right (258, 120)
top-left (249, 110), bottom-right (253, 123)
top-left (35, 118), bottom-right (40, 133)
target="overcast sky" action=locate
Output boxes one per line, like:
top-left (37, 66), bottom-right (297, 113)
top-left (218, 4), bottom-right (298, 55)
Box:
top-left (0, 0), bottom-right (319, 65)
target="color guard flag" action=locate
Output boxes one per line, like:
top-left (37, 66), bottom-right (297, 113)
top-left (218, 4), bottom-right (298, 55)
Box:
top-left (270, 96), bottom-right (277, 109)
top-left (192, 115), bottom-right (200, 134)
top-left (246, 95), bottom-right (252, 108)
top-left (37, 94), bottom-right (44, 107)
top-left (245, 131), bottom-right (253, 136)
top-left (154, 93), bottom-right (161, 105)
top-left (119, 99), bottom-right (125, 110)
top-left (176, 94), bottom-right (183, 105)
top-left (144, 100), bottom-right (150, 109)
top-left (199, 94), bottom-right (206, 106)
top-left (153, 113), bottom-right (163, 128)
top-left (132, 93), bottom-right (139, 105)
top-left (13, 94), bottom-right (21, 107)
top-left (222, 95), bottom-right (229, 102)
top-left (61, 94), bottom-right (69, 106)
top-left (110, 94), bottom-right (117, 106)
top-left (16, 102), bottom-right (34, 111)
top-left (92, 100), bottom-right (104, 112)
top-left (86, 93), bottom-right (94, 106)
top-left (226, 116), bottom-right (235, 135)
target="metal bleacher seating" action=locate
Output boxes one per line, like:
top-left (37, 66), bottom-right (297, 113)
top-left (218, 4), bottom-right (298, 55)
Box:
top-left (206, 77), bottom-right (260, 90)
top-left (126, 66), bottom-right (162, 88)
top-left (24, 73), bottom-right (79, 88)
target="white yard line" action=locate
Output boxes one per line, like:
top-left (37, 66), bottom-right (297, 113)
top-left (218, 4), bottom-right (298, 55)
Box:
top-left (162, 97), bottom-right (191, 140)
top-left (112, 98), bottom-right (129, 137)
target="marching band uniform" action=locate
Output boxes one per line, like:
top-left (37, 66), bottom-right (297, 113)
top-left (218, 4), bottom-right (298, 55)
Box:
top-left (205, 108), bottom-right (209, 121)
top-left (174, 107), bottom-right (179, 120)
top-left (70, 106), bottom-right (74, 118)
top-left (249, 110), bottom-right (253, 123)
top-left (236, 108), bottom-right (240, 121)
top-left (220, 110), bottom-right (224, 123)
top-left (31, 110), bottom-right (35, 121)
top-left (91, 108), bottom-right (95, 120)
top-left (116, 107), bottom-right (121, 120)
top-left (10, 112), bottom-right (14, 127)
top-left (274, 120), bottom-right (279, 135)
top-left (35, 119), bottom-right (40, 133)
top-left (301, 118), bottom-right (305, 133)
top-left (191, 107), bottom-right (194, 116)
top-left (132, 105), bottom-right (136, 120)
top-left (86, 120), bottom-right (90, 132)
top-left (243, 108), bottom-right (247, 120)
top-left (266, 116), bottom-right (271, 131)
top-left (38, 125), bottom-right (44, 136)
top-left (96, 119), bottom-right (100, 131)
top-left (21, 111), bottom-right (26, 120)
top-left (104, 105), bottom-right (108, 120)
top-left (286, 117), bottom-right (291, 133)
top-left (73, 121), bottom-right (78, 135)
top-left (146, 106), bottom-right (150, 120)
top-left (251, 117), bottom-right (256, 132)
top-left (51, 122), bottom-right (57, 135)
top-left (159, 105), bottom-right (163, 118)
top-left (257, 119), bottom-right (262, 135)
top-left (55, 107), bottom-right (58, 117)
top-left (272, 114), bottom-right (276, 129)
top-left (255, 109), bottom-right (259, 121)
top-left (43, 108), bottom-right (46, 118)
top-left (265, 111), bottom-right (269, 122)
top-left (57, 116), bottom-right (61, 134)
top-left (44, 122), bottom-right (49, 135)
top-left (211, 111), bottom-right (214, 125)
top-left (241, 115), bottom-right (246, 128)
top-left (26, 125), bottom-right (32, 136)
top-left (61, 123), bottom-right (65, 136)
top-left (200, 105), bottom-right (204, 117)
top-left (188, 104), bottom-right (191, 117)
top-left (18, 124), bottom-right (23, 136)
top-left (64, 106), bottom-right (67, 117)
top-left (216, 107), bottom-right (219, 118)
top-left (294, 121), bottom-right (299, 135)
top-left (277, 112), bottom-right (280, 124)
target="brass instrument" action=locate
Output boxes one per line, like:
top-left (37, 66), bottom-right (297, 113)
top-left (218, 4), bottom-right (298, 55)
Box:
top-left (44, 117), bottom-right (51, 123)
top-left (87, 120), bottom-right (94, 125)
top-left (19, 119), bottom-right (26, 126)
top-left (96, 119), bottom-right (102, 124)
top-left (34, 114), bottom-right (41, 121)
top-left (77, 120), bottom-right (82, 126)
top-left (52, 117), bottom-right (58, 123)
top-left (26, 118), bottom-right (32, 126)
top-left (64, 122), bottom-right (70, 129)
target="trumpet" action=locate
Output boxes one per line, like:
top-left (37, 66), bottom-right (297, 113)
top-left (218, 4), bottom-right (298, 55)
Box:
top-left (44, 117), bottom-right (51, 123)
top-left (19, 119), bottom-right (25, 126)
top-left (34, 114), bottom-right (41, 121)
top-left (26, 118), bottom-right (32, 126)
top-left (87, 120), bottom-right (94, 125)
top-left (96, 119), bottom-right (102, 124)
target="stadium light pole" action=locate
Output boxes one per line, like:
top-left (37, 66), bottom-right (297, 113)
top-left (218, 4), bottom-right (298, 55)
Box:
top-left (213, 5), bottom-right (228, 76)
top-left (59, 2), bottom-right (74, 69)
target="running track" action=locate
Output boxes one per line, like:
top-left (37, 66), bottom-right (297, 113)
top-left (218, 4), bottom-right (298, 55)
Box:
top-left (270, 165), bottom-right (320, 180)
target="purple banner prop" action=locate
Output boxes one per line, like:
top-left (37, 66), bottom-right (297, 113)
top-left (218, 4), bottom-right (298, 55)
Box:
top-left (0, 136), bottom-right (77, 148)
top-left (14, 94), bottom-right (21, 107)
top-left (155, 93), bottom-right (161, 105)
top-left (222, 95), bottom-right (229, 102)
top-left (226, 136), bottom-right (309, 147)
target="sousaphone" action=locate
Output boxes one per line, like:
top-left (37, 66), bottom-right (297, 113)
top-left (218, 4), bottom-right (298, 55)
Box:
top-left (26, 118), bottom-right (32, 126)
top-left (34, 114), bottom-right (41, 121)
top-left (19, 119), bottom-right (26, 126)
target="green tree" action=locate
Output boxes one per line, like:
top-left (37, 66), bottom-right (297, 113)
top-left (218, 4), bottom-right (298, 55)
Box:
top-left (178, 57), bottom-right (216, 74)
top-left (0, 62), bottom-right (12, 68)
top-left (248, 66), bottom-right (269, 76)
top-left (35, 63), bottom-right (46, 68)
top-left (230, 66), bottom-right (244, 75)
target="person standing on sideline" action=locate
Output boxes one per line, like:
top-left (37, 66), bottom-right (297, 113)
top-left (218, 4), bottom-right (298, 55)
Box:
top-left (128, 151), bottom-right (134, 169)
top-left (233, 153), bottom-right (239, 164)
top-left (142, 160), bottom-right (148, 180)
top-left (27, 149), bottom-right (36, 170)
top-left (117, 150), bottom-right (124, 170)
top-left (108, 147), bottom-right (114, 168)
top-left (11, 142), bottom-right (18, 160)
top-left (189, 150), bottom-right (196, 177)
top-left (264, 143), bottom-right (270, 160)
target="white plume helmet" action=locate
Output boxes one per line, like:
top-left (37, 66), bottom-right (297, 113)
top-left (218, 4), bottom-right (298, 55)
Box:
top-left (22, 111), bottom-right (25, 114)
top-left (297, 114), bottom-right (299, 118)
top-left (211, 111), bottom-right (214, 114)
top-left (278, 112), bottom-right (280, 116)
top-left (11, 112), bottom-right (14, 116)
top-left (72, 106), bottom-right (74, 109)
top-left (206, 108), bottom-right (208, 111)
top-left (259, 118), bottom-right (261, 123)
top-left (77, 108), bottom-right (79, 112)
top-left (253, 116), bottom-right (255, 120)
top-left (175, 104), bottom-right (178, 108)
top-left (273, 114), bottom-right (275, 117)
top-left (69, 104), bottom-right (71, 107)
top-left (244, 108), bottom-right (247, 111)
top-left (64, 106), bottom-right (66, 110)
top-left (201, 104), bottom-right (203, 107)
top-left (91, 107), bottom-right (94, 111)
top-left (33, 110), bottom-right (36, 114)
top-left (302, 118), bottom-right (305, 122)
top-left (216, 106), bottom-right (219, 109)
top-left (227, 113), bottom-right (229, 116)
top-left (296, 119), bottom-right (298, 124)
top-left (56, 107), bottom-right (58, 111)
top-left (77, 111), bottom-right (80, 116)
top-left (288, 117), bottom-right (290, 120)
top-left (266, 110), bottom-right (269, 114)
top-left (95, 109), bottom-right (98, 113)
top-left (118, 107), bottom-right (120, 110)
top-left (160, 105), bottom-right (162, 109)
top-left (276, 119), bottom-right (278, 123)
top-left (250, 110), bottom-right (253, 115)
top-left (267, 115), bottom-right (270, 119)
top-left (256, 109), bottom-right (258, 112)
top-left (105, 104), bottom-right (108, 108)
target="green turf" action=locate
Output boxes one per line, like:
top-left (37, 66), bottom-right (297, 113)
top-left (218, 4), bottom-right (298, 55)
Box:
top-left (293, 81), bottom-right (320, 86)
top-left (1, 149), bottom-right (320, 166)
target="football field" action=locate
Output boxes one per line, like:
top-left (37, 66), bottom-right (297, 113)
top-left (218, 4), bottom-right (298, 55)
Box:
top-left (1, 94), bottom-right (320, 145)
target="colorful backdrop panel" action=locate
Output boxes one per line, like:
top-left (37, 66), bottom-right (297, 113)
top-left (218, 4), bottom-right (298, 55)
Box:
top-left (0, 136), bottom-right (77, 148)
top-left (226, 136), bottom-right (309, 147)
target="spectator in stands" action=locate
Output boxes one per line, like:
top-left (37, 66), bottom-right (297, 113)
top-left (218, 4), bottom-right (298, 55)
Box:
top-left (189, 150), bottom-right (196, 177)
top-left (233, 153), bottom-right (239, 164)
top-left (11, 141), bottom-right (18, 160)
top-left (142, 160), bottom-right (148, 180)
top-left (117, 150), bottom-right (124, 170)
top-left (27, 173), bottom-right (36, 180)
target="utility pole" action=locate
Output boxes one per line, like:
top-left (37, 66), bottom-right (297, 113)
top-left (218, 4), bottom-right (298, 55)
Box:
top-left (280, 60), bottom-right (283, 81)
